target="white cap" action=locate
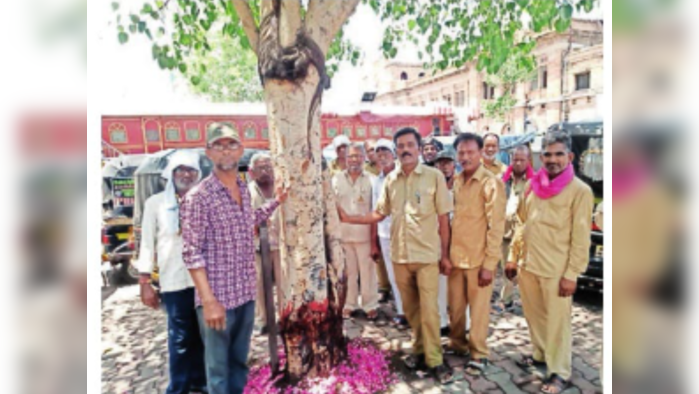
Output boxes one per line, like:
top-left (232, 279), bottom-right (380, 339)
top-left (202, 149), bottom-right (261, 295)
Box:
top-left (375, 138), bottom-right (395, 154)
top-left (332, 135), bottom-right (351, 150)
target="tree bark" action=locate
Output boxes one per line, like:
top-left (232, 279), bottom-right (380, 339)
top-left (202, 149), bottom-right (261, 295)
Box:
top-left (242, 0), bottom-right (360, 382)
top-left (264, 66), bottom-right (347, 381)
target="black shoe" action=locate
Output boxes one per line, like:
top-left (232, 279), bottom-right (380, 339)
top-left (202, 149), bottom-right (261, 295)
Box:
top-left (259, 325), bottom-right (269, 335)
top-left (440, 326), bottom-right (451, 337)
top-left (393, 316), bottom-right (410, 330)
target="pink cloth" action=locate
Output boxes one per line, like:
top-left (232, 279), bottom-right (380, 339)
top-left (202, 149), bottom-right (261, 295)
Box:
top-left (502, 164), bottom-right (535, 183)
top-left (528, 164), bottom-right (575, 199)
top-left (612, 164), bottom-right (650, 201)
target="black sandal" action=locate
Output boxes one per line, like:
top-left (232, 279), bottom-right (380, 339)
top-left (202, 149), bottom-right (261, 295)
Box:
top-left (465, 358), bottom-right (489, 376)
top-left (432, 363), bottom-right (455, 385)
top-left (443, 345), bottom-right (470, 358)
top-left (516, 354), bottom-right (546, 369)
top-left (403, 353), bottom-right (427, 370)
top-left (540, 374), bottom-right (570, 394)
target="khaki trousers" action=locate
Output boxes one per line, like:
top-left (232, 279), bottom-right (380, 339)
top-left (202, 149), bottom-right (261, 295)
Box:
top-left (375, 254), bottom-right (391, 292)
top-left (499, 239), bottom-right (517, 304)
top-left (448, 267), bottom-right (494, 359)
top-left (254, 250), bottom-right (286, 324)
top-left (394, 262), bottom-right (443, 368)
top-left (343, 242), bottom-right (380, 313)
top-left (519, 269), bottom-right (573, 380)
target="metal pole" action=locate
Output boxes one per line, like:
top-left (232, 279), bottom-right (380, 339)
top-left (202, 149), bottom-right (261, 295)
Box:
top-left (259, 221), bottom-right (279, 372)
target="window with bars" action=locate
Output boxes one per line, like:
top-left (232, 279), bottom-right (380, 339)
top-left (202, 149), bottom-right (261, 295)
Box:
top-left (146, 129), bottom-right (160, 142)
top-left (575, 71), bottom-right (591, 90)
top-left (110, 129), bottom-right (127, 143)
top-left (185, 128), bottom-right (200, 141)
top-left (244, 125), bottom-right (257, 140)
top-left (327, 127), bottom-right (338, 138)
top-left (165, 127), bottom-right (181, 141)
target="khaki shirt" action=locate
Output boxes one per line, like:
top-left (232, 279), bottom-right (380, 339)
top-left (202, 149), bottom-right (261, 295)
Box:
top-left (503, 175), bottom-right (529, 240)
top-left (509, 177), bottom-right (594, 281)
top-left (364, 162), bottom-right (380, 176)
top-left (249, 182), bottom-right (281, 251)
top-left (450, 165), bottom-right (506, 271)
top-left (332, 171), bottom-right (375, 243)
top-left (376, 164), bottom-right (453, 264)
top-left (483, 159), bottom-right (507, 177)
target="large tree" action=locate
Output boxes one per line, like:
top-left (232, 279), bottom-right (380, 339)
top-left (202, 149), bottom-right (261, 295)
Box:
top-left (113, 0), bottom-right (597, 382)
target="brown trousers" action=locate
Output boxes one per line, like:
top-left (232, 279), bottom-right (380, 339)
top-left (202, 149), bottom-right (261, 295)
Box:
top-left (448, 267), bottom-right (494, 359)
top-left (393, 262), bottom-right (443, 368)
top-left (519, 269), bottom-right (573, 380)
top-left (254, 250), bottom-right (286, 324)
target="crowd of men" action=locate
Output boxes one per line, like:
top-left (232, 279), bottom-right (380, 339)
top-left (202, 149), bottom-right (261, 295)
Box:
top-left (136, 123), bottom-right (593, 394)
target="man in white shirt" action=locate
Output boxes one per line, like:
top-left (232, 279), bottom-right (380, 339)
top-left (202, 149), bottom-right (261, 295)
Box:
top-left (138, 150), bottom-right (206, 394)
top-left (333, 143), bottom-right (380, 320)
top-left (371, 139), bottom-right (409, 329)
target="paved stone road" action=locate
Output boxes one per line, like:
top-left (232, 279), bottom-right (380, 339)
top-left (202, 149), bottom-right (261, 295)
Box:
top-left (102, 285), bottom-right (603, 394)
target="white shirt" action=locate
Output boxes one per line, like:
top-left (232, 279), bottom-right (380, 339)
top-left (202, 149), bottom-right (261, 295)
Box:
top-left (371, 171), bottom-right (393, 239)
top-left (137, 192), bottom-right (195, 293)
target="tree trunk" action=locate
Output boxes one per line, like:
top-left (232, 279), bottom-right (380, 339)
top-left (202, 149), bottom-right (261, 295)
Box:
top-left (251, 0), bottom-right (361, 383)
top-left (264, 65), bottom-right (347, 382)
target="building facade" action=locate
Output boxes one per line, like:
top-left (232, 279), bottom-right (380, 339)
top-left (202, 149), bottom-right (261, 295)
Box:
top-left (373, 19), bottom-right (604, 135)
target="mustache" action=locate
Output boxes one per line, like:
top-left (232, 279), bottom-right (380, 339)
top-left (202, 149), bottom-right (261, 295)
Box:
top-left (401, 152), bottom-right (412, 158)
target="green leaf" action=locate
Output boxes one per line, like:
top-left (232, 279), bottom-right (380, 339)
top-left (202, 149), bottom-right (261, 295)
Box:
top-left (118, 32), bottom-right (128, 44)
top-left (183, 15), bottom-right (193, 25)
top-left (388, 47), bottom-right (397, 58)
top-left (191, 76), bottom-right (202, 85)
top-left (111, 2), bottom-right (119, 11)
top-left (156, 0), bottom-right (164, 8)
top-left (128, 24), bottom-right (137, 33)
top-left (138, 21), bottom-right (146, 33)
top-left (561, 3), bottom-right (573, 19)
top-left (516, 0), bottom-right (528, 8)
top-left (141, 3), bottom-right (153, 14)
top-left (554, 17), bottom-right (570, 32)
top-left (583, 0), bottom-right (595, 13)
top-left (181, 34), bottom-right (192, 46)
top-left (408, 19), bottom-right (416, 31)
top-left (150, 11), bottom-right (159, 20)
top-left (129, 14), bottom-right (140, 23)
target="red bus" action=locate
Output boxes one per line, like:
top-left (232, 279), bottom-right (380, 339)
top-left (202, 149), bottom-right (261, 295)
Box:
top-left (102, 105), bottom-right (452, 157)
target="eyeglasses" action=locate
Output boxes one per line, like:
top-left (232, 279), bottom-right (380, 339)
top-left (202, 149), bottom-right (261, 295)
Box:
top-left (210, 142), bottom-right (241, 151)
top-left (174, 167), bottom-right (199, 175)
top-left (209, 142), bottom-right (241, 152)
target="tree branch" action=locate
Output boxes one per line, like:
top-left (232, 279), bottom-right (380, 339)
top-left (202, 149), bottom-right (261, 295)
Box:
top-left (232, 0), bottom-right (260, 54)
top-left (280, 0), bottom-right (302, 47)
top-left (306, 0), bottom-right (361, 55)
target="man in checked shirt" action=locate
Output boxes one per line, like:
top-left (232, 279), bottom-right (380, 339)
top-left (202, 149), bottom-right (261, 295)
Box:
top-left (180, 123), bottom-right (288, 394)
